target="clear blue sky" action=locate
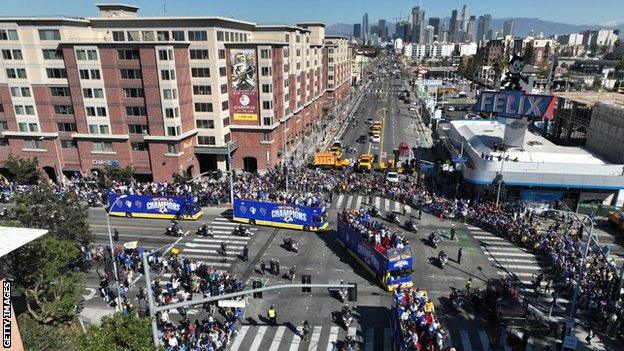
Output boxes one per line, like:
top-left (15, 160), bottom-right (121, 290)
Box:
top-left (1, 0), bottom-right (622, 26)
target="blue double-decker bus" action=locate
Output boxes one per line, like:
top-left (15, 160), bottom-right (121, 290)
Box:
top-left (337, 211), bottom-right (414, 291)
top-left (232, 198), bottom-right (328, 231)
top-left (107, 191), bottom-right (203, 220)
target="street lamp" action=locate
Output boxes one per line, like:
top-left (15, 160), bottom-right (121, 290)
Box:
top-left (106, 194), bottom-right (127, 311)
top-left (495, 148), bottom-right (508, 207)
top-left (226, 140), bottom-right (234, 206)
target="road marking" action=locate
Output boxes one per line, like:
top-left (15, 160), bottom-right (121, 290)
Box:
top-left (487, 257), bottom-right (539, 264)
top-left (473, 235), bottom-right (506, 241)
top-left (308, 326), bottom-right (322, 351)
top-left (192, 237), bottom-right (250, 243)
top-left (364, 327), bottom-right (374, 351)
top-left (230, 325), bottom-right (249, 350)
top-left (213, 217), bottom-right (232, 222)
top-left (384, 198), bottom-right (390, 212)
top-left (479, 241), bottom-right (515, 247)
top-left (394, 202), bottom-right (401, 213)
top-left (479, 331), bottom-right (490, 351)
top-left (467, 226), bottom-right (481, 230)
top-left (494, 264), bottom-right (541, 271)
top-left (346, 196), bottom-right (354, 209)
top-left (326, 327), bottom-right (339, 351)
top-left (269, 326), bottom-right (286, 351)
top-left (355, 196), bottom-right (363, 209)
top-left (460, 330), bottom-right (473, 351)
top-left (375, 197), bottom-right (381, 208)
top-left (289, 327), bottom-right (303, 351)
top-left (497, 271), bottom-right (535, 277)
top-left (336, 195), bottom-right (345, 208)
top-left (485, 246), bottom-right (527, 251)
top-left (185, 243), bottom-right (246, 250)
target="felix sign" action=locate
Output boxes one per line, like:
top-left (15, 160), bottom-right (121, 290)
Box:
top-left (474, 90), bottom-right (555, 119)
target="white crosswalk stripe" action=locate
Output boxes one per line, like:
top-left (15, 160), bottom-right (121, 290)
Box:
top-left (289, 327), bottom-right (303, 351)
top-left (355, 196), bottom-right (363, 209)
top-left (346, 195), bottom-right (354, 209)
top-left (375, 197), bottom-right (381, 208)
top-left (384, 198), bottom-right (390, 212)
top-left (336, 195), bottom-right (344, 208)
top-left (309, 326), bottom-right (322, 351)
top-left (230, 326), bottom-right (249, 350)
top-left (249, 326), bottom-right (267, 351)
top-left (394, 201), bottom-right (401, 213)
top-left (487, 257), bottom-right (539, 264)
top-left (326, 327), bottom-right (339, 351)
top-left (269, 326), bottom-right (286, 351)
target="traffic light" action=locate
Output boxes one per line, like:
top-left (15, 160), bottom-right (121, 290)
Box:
top-left (348, 283), bottom-right (358, 302)
top-left (252, 280), bottom-right (262, 298)
top-left (302, 274), bottom-right (311, 292)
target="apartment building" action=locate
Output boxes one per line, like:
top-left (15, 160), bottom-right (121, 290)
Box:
top-left (0, 4), bottom-right (352, 181)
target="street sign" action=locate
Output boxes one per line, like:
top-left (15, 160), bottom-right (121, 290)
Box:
top-left (452, 156), bottom-right (468, 163)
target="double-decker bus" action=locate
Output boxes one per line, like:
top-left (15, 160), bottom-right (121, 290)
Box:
top-left (232, 197), bottom-right (328, 231)
top-left (337, 210), bottom-right (413, 291)
top-left (107, 191), bottom-right (203, 220)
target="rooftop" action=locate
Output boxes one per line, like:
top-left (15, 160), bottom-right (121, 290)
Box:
top-left (0, 226), bottom-right (48, 258)
top-left (553, 92), bottom-right (624, 108)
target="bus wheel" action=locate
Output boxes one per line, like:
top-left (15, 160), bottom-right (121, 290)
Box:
top-left (303, 225), bottom-right (310, 231)
top-left (125, 212), bottom-right (132, 218)
top-left (249, 219), bottom-right (256, 226)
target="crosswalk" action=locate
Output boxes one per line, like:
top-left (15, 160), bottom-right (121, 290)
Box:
top-left (467, 226), bottom-right (570, 318)
top-left (229, 324), bottom-right (526, 351)
top-left (181, 216), bottom-right (255, 269)
top-left (334, 195), bottom-right (411, 215)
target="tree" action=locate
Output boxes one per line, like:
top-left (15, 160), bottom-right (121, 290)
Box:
top-left (524, 43), bottom-right (535, 64)
top-left (18, 314), bottom-right (78, 351)
top-left (98, 165), bottom-right (135, 188)
top-left (492, 54), bottom-right (508, 86)
top-left (4, 185), bottom-right (91, 324)
top-left (78, 309), bottom-right (154, 351)
top-left (5, 155), bottom-right (41, 185)
top-left (172, 170), bottom-right (192, 185)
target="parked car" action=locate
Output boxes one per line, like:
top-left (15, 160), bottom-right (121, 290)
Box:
top-left (371, 134), bottom-right (381, 143)
top-left (386, 172), bottom-right (399, 183)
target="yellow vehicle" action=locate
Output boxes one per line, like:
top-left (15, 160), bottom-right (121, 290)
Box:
top-left (373, 121), bottom-right (382, 128)
top-left (313, 152), bottom-right (350, 169)
top-left (370, 124), bottom-right (382, 133)
top-left (357, 153), bottom-right (374, 172)
top-left (608, 210), bottom-right (624, 234)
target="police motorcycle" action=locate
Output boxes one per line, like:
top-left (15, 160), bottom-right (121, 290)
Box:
top-left (368, 205), bottom-right (380, 217)
top-left (196, 222), bottom-right (213, 237)
top-left (450, 289), bottom-right (465, 310)
top-left (438, 250), bottom-right (448, 268)
top-left (337, 280), bottom-right (348, 302)
top-left (283, 236), bottom-right (299, 253)
top-left (339, 335), bottom-right (358, 351)
top-left (428, 231), bottom-right (440, 249)
top-left (387, 211), bottom-right (400, 224)
top-left (404, 218), bottom-right (418, 233)
top-left (87, 194), bottom-right (102, 207)
top-left (233, 224), bottom-right (251, 237)
top-left (341, 304), bottom-right (354, 329)
top-left (165, 220), bottom-right (183, 237)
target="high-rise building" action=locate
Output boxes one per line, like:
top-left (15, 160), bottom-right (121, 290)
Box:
top-left (378, 19), bottom-right (387, 40)
top-left (396, 21), bottom-right (410, 42)
top-left (439, 21), bottom-right (447, 42)
top-left (428, 17), bottom-right (441, 36)
top-left (466, 16), bottom-right (477, 42)
top-left (424, 25), bottom-right (435, 45)
top-left (449, 9), bottom-right (458, 41)
top-left (362, 13), bottom-right (369, 35)
top-left (477, 14), bottom-right (492, 42)
top-left (461, 5), bottom-right (469, 32)
top-left (353, 23), bottom-right (361, 38)
top-left (0, 4), bottom-right (353, 180)
top-left (503, 19), bottom-right (515, 37)
top-left (411, 6), bottom-right (425, 44)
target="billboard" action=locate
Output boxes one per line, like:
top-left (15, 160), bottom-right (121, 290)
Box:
top-left (233, 198), bottom-right (328, 229)
top-left (107, 192), bottom-right (202, 219)
top-left (474, 90), bottom-right (555, 120)
top-left (229, 48), bottom-right (259, 121)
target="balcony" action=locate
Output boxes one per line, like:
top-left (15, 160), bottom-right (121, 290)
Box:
top-left (194, 140), bottom-right (239, 155)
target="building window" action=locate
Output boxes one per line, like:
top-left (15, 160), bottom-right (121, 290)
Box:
top-left (126, 106), bottom-right (147, 116)
top-left (141, 31), bottom-right (154, 41)
top-left (92, 141), bottom-right (113, 152)
top-left (219, 67), bottom-right (227, 77)
top-left (123, 88), bottom-right (144, 98)
top-left (38, 29), bottom-right (60, 40)
top-left (157, 31), bottom-right (170, 41)
top-left (46, 68), bottom-right (67, 79)
top-left (57, 122), bottom-right (77, 132)
top-left (5, 68), bottom-right (27, 79)
top-left (263, 117), bottom-right (272, 126)
top-left (0, 29), bottom-right (19, 41)
top-left (60, 139), bottom-right (77, 148)
top-left (79, 69), bottom-right (100, 80)
top-left (158, 49), bottom-right (173, 61)
top-left (262, 84), bottom-right (272, 93)
top-left (162, 89), bottom-right (177, 100)
top-left (54, 105), bottom-right (74, 115)
top-left (160, 69), bottom-right (176, 80)
top-left (197, 136), bottom-right (216, 145)
top-left (88, 124), bottom-right (110, 134)
top-left (171, 30), bottom-right (184, 41)
top-left (261, 67), bottom-right (272, 76)
top-left (76, 49), bottom-right (98, 61)
top-left (196, 119), bottom-right (214, 129)
top-left (194, 103), bottom-right (213, 112)
top-left (131, 142), bottom-right (147, 151)
top-left (260, 49), bottom-right (271, 59)
top-left (83, 88), bottom-right (104, 99)
top-left (191, 67), bottom-right (210, 78)
top-left (112, 31), bottom-right (125, 41)
top-left (164, 107), bottom-right (179, 118)
top-left (17, 122), bottom-right (38, 132)
top-left (42, 49), bottom-right (63, 60)
top-left (166, 126), bottom-right (181, 136)
top-left (223, 116), bottom-right (230, 127)
top-left (128, 124), bottom-right (149, 134)
top-left (190, 49), bottom-right (209, 60)
top-left (262, 132), bottom-right (271, 141)
top-left (218, 49), bottom-right (226, 59)
top-left (221, 101), bottom-right (229, 110)
top-left (217, 31), bottom-right (224, 41)
top-left (1, 49), bottom-right (22, 60)
top-left (24, 139), bottom-right (44, 150)
top-left (117, 49), bottom-right (139, 60)
top-left (10, 87), bottom-right (31, 97)
top-left (0, 121), bottom-right (7, 130)
top-left (285, 34), bottom-right (290, 42)
top-left (193, 85), bottom-right (211, 95)
top-left (220, 84), bottom-right (228, 94)
top-left (262, 100), bottom-right (273, 109)
top-left (50, 87), bottom-right (70, 97)
top-left (188, 30), bottom-right (207, 41)
top-left (120, 69), bottom-right (142, 79)
top-left (166, 143), bottom-right (177, 153)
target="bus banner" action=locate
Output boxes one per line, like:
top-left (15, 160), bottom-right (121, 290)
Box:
top-left (233, 198), bottom-right (328, 231)
top-left (107, 192), bottom-right (203, 220)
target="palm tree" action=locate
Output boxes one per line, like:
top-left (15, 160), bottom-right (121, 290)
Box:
top-left (492, 53), bottom-right (508, 87)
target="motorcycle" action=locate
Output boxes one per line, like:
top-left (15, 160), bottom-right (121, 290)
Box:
top-left (387, 212), bottom-right (400, 224)
top-left (340, 335), bottom-right (357, 351)
top-left (338, 287), bottom-right (347, 303)
top-left (428, 232), bottom-right (440, 249)
top-left (438, 251), bottom-right (448, 267)
top-left (404, 219), bottom-right (418, 233)
top-left (233, 225), bottom-right (251, 237)
top-left (196, 224), bottom-right (213, 237)
top-left (450, 290), bottom-right (464, 310)
top-left (284, 267), bottom-right (296, 282)
top-left (341, 310), bottom-right (353, 328)
top-left (283, 237), bottom-right (299, 253)
top-left (165, 223), bottom-right (183, 237)
top-left (368, 206), bottom-right (380, 217)
top-left (87, 195), bottom-right (102, 207)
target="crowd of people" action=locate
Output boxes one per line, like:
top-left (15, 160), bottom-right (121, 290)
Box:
top-left (394, 286), bottom-right (449, 351)
top-left (339, 209), bottom-right (410, 256)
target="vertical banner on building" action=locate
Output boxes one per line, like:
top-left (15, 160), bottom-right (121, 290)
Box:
top-left (229, 48), bottom-right (259, 121)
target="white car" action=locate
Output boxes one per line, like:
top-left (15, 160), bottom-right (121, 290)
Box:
top-left (386, 172), bottom-right (399, 183)
top-left (365, 118), bottom-right (374, 124)
top-left (409, 107), bottom-right (416, 111)
top-left (371, 134), bottom-right (381, 143)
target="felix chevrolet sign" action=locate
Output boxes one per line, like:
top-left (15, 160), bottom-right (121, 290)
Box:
top-left (474, 90), bottom-right (555, 120)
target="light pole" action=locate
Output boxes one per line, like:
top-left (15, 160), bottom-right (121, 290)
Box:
top-left (106, 194), bottom-right (127, 311)
top-left (495, 149), bottom-right (507, 207)
top-left (226, 141), bottom-right (234, 206)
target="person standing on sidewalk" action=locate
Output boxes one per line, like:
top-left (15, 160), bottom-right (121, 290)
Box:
top-left (275, 260), bottom-right (281, 275)
top-left (302, 320), bottom-right (311, 341)
top-left (242, 245), bottom-right (249, 261)
top-left (267, 305), bottom-right (277, 325)
top-left (457, 247), bottom-right (463, 265)
top-left (450, 225), bottom-right (456, 240)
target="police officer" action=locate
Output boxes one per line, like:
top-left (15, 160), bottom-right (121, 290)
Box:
top-left (450, 224), bottom-right (456, 240)
top-left (457, 247), bottom-right (463, 265)
top-left (267, 305), bottom-right (277, 325)
top-left (114, 228), bottom-right (119, 242)
top-left (242, 245), bottom-right (249, 261)
top-left (466, 277), bottom-right (473, 291)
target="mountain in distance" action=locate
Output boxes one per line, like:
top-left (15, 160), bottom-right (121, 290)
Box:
top-left (326, 18), bottom-right (623, 38)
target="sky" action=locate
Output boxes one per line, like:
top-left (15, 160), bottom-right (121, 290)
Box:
top-left (1, 0), bottom-right (623, 26)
